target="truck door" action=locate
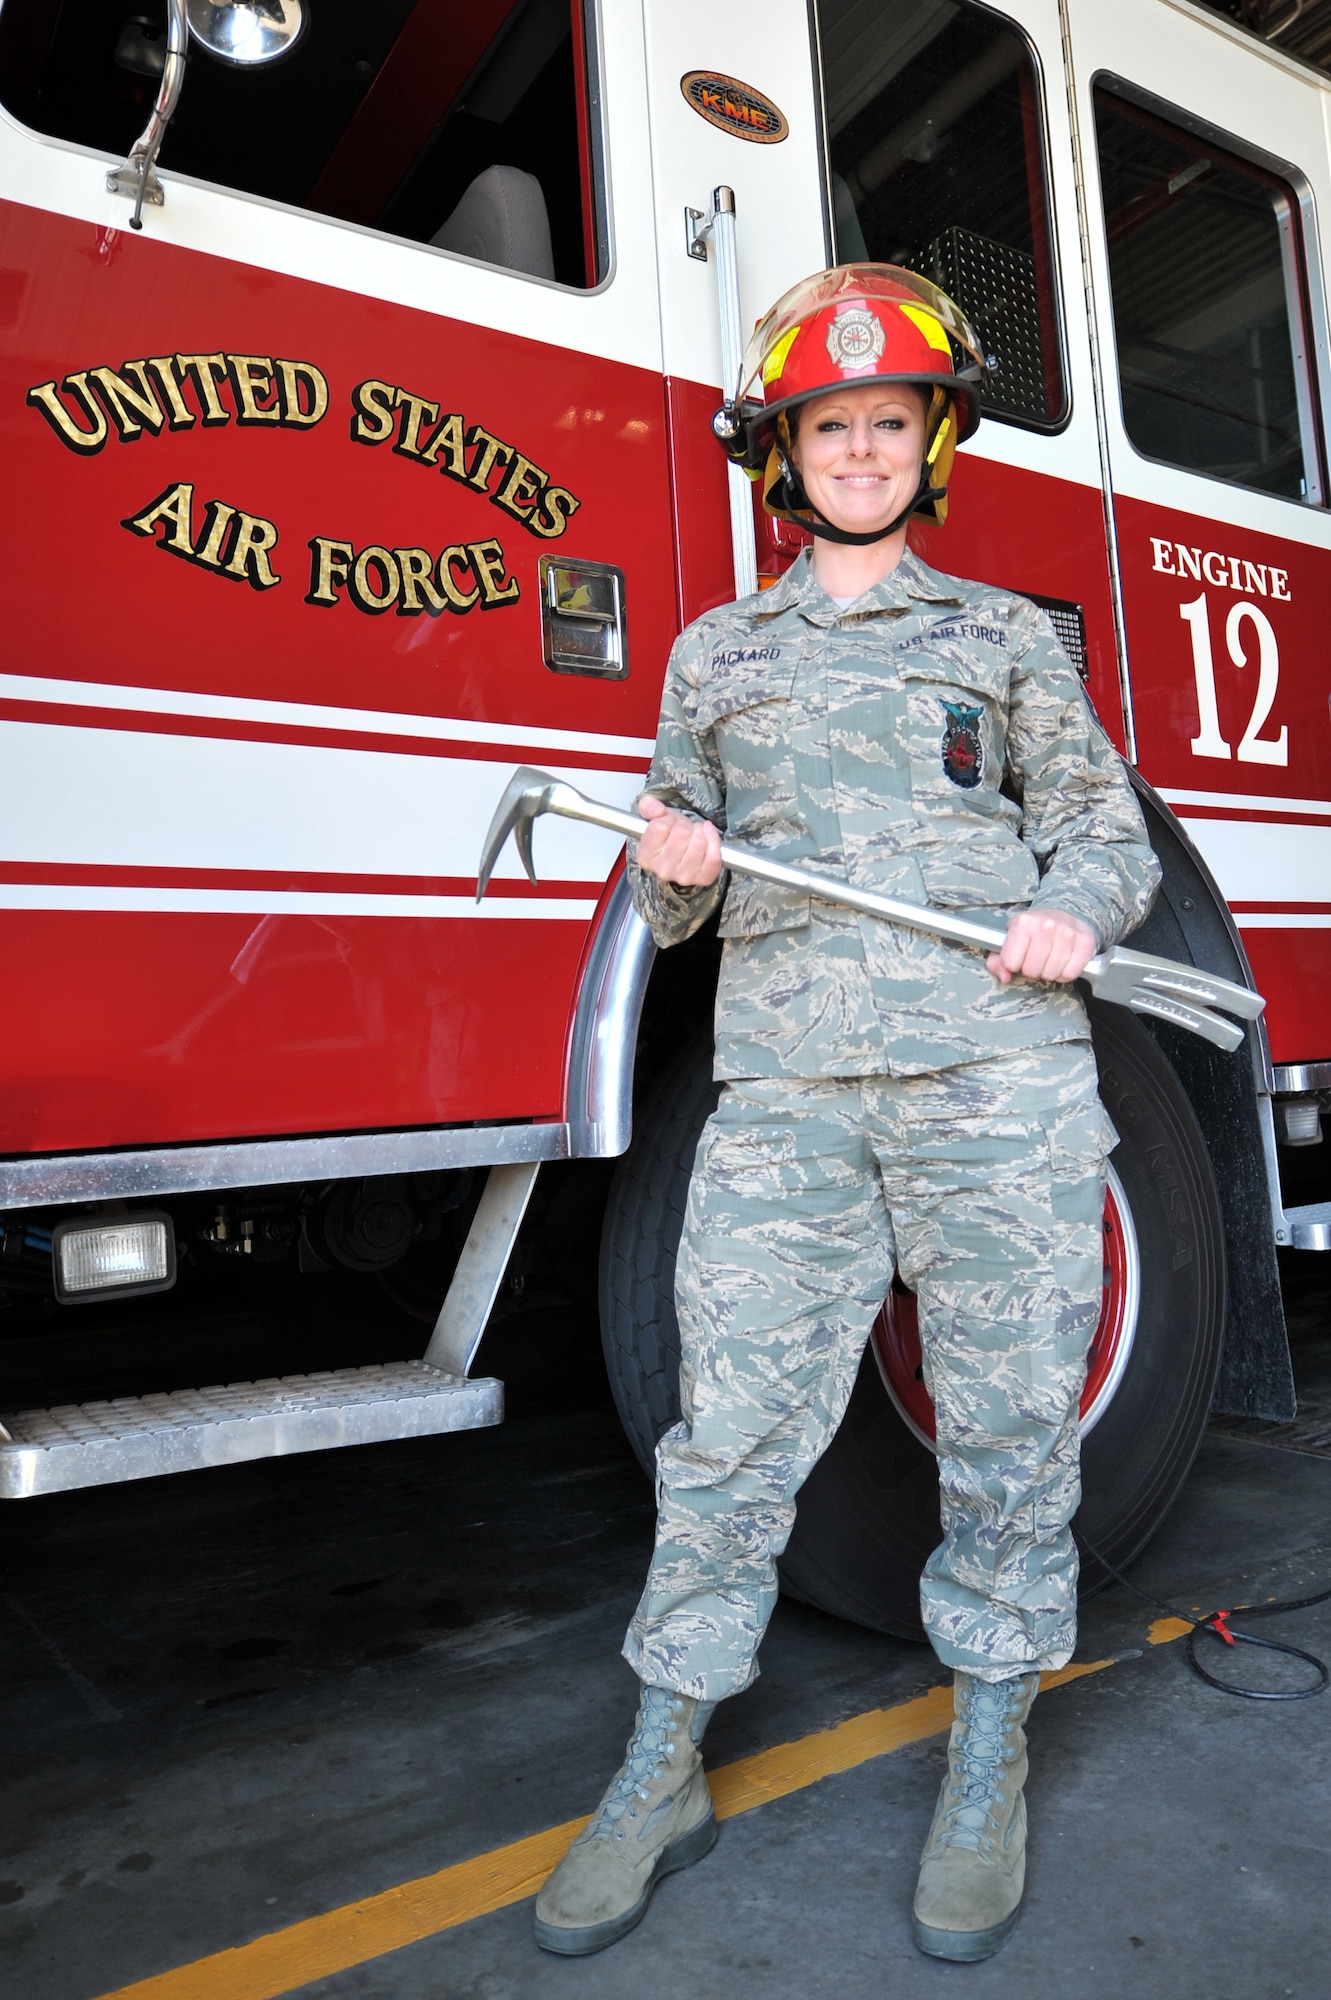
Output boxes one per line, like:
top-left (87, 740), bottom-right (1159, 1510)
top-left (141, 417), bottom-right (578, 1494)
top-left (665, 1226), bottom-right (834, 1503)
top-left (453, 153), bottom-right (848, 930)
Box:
top-left (0, 1), bottom-right (673, 1157)
top-left (1063, 0), bottom-right (1331, 1066)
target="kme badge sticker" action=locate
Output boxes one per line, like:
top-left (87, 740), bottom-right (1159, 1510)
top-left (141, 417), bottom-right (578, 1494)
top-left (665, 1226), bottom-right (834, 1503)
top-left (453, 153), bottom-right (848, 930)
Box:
top-left (939, 700), bottom-right (984, 788)
top-left (679, 72), bottom-right (789, 144)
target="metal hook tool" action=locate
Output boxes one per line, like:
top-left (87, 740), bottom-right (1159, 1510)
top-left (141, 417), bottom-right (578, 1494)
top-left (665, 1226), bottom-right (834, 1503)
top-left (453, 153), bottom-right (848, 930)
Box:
top-left (477, 766), bottom-right (1265, 1053)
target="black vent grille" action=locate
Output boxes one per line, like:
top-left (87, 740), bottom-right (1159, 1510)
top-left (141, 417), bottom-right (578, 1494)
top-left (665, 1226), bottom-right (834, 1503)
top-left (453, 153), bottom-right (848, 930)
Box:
top-left (1024, 593), bottom-right (1088, 682)
top-left (925, 226), bottom-right (1051, 421)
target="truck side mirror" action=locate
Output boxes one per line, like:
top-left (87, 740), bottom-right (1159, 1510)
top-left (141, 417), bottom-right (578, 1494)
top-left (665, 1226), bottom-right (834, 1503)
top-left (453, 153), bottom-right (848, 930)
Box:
top-left (107, 0), bottom-right (306, 230)
top-left (187, 1), bottom-right (307, 68)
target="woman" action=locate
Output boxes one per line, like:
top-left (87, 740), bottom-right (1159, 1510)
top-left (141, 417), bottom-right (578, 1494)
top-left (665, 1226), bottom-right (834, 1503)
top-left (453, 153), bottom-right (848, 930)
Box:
top-left (535, 266), bottom-right (1160, 1964)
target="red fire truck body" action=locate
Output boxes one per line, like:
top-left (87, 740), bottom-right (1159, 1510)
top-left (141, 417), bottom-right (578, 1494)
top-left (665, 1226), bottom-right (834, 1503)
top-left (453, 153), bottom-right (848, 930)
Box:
top-left (0, 0), bottom-right (1326, 1627)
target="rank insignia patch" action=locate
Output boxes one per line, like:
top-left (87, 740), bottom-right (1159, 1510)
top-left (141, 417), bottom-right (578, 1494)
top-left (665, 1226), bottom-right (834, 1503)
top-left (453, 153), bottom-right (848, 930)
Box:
top-left (939, 699), bottom-right (984, 788)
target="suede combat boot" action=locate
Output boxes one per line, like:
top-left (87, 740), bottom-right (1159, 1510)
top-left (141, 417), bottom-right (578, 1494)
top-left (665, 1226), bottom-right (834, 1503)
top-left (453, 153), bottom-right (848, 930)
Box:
top-left (534, 1684), bottom-right (718, 1956)
top-left (912, 1669), bottom-right (1040, 1962)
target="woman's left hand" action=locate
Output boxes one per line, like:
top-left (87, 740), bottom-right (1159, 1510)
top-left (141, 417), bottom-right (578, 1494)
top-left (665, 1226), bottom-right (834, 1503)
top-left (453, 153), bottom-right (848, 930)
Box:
top-left (986, 907), bottom-right (1098, 985)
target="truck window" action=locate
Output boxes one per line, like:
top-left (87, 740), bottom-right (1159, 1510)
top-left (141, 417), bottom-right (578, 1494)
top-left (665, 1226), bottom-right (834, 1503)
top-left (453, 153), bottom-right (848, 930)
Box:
top-left (1094, 86), bottom-right (1324, 504)
top-left (0, 0), bottom-right (606, 289)
top-left (816, 0), bottom-right (1066, 429)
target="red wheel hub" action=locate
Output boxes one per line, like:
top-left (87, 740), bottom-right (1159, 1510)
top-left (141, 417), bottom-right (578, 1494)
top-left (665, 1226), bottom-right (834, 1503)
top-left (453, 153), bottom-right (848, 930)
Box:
top-left (872, 1181), bottom-right (1133, 1444)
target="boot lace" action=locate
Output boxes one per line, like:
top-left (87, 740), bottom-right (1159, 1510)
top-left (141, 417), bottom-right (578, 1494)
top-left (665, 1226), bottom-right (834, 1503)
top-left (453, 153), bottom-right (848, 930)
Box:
top-left (936, 1678), bottom-right (1030, 1854)
top-left (588, 1686), bottom-right (685, 1845)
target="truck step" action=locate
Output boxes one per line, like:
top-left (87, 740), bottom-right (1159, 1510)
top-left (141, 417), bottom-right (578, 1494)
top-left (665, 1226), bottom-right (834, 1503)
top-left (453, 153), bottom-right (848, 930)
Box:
top-left (1286, 1201), bottom-right (1331, 1252)
top-left (0, 1361), bottom-right (504, 1499)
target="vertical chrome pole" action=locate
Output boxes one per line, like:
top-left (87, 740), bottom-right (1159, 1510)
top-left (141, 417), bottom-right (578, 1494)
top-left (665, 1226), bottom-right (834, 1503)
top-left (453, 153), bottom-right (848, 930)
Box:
top-left (1056, 0), bottom-right (1137, 762)
top-left (707, 188), bottom-right (759, 600)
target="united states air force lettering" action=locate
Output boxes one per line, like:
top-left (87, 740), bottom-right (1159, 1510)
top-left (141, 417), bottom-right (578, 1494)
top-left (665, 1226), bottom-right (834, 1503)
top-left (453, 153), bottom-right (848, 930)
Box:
top-left (24, 351), bottom-right (583, 618)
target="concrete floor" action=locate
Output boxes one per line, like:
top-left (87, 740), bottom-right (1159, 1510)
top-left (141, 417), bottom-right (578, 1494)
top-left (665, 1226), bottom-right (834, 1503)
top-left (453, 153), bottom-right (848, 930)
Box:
top-left (1, 1262), bottom-right (1329, 2000)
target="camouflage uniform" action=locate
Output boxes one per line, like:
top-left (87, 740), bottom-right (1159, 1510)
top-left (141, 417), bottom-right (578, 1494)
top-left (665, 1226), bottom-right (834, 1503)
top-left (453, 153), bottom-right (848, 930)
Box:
top-left (622, 548), bottom-right (1160, 1698)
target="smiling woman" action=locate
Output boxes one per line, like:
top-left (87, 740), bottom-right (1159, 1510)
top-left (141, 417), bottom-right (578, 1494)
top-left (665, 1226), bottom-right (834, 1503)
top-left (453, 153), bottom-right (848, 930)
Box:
top-left (535, 259), bottom-right (1164, 1965)
top-left (788, 383), bottom-right (929, 565)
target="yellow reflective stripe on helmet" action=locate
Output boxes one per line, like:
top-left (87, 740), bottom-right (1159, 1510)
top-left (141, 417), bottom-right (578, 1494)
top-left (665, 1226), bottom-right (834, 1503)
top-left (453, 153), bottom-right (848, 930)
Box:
top-left (926, 411), bottom-right (953, 466)
top-left (899, 302), bottom-right (952, 354)
top-left (762, 325), bottom-right (801, 386)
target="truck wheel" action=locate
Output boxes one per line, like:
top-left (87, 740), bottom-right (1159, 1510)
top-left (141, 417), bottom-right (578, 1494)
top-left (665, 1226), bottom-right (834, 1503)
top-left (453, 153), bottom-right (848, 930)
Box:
top-left (599, 1004), bottom-right (1226, 1640)
top-left (598, 1032), bottom-right (721, 1468)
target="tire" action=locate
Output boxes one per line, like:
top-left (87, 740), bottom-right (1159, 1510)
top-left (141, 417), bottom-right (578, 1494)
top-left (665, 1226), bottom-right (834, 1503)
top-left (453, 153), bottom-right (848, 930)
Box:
top-left (598, 1005), bottom-right (1226, 1640)
top-left (599, 1033), bottom-right (722, 1471)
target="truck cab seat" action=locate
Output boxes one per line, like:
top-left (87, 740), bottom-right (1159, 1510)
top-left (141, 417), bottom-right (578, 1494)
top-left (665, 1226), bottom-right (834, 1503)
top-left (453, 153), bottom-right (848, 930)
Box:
top-left (431, 165), bottom-right (555, 281)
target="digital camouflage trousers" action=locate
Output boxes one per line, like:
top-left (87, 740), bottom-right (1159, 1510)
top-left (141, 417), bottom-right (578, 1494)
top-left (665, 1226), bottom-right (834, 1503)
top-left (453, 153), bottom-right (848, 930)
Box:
top-left (622, 1040), bottom-right (1113, 1701)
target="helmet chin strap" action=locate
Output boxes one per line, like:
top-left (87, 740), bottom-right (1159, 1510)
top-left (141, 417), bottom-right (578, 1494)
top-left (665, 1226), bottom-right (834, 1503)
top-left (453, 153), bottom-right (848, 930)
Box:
top-left (776, 448), bottom-right (940, 546)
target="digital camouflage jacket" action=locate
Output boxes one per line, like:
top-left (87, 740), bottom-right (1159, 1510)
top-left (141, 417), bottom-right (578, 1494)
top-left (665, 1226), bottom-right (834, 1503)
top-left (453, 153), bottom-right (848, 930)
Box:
top-left (628, 547), bottom-right (1161, 1079)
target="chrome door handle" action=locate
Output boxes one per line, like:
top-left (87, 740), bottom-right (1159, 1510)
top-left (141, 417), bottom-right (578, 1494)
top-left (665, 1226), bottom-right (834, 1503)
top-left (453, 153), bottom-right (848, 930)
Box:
top-left (685, 187), bottom-right (758, 600)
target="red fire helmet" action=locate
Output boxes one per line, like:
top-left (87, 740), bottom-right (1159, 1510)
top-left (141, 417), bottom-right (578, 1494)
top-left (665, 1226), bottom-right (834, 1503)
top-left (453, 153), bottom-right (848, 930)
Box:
top-left (715, 263), bottom-right (988, 535)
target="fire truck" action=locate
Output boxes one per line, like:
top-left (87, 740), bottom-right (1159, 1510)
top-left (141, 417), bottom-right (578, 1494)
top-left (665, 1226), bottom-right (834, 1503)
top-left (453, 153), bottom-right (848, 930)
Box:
top-left (0, 0), bottom-right (1327, 1635)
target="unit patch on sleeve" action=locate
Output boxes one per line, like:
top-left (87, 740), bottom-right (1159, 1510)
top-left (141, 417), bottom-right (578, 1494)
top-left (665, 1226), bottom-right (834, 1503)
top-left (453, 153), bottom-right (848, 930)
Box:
top-left (939, 699), bottom-right (985, 789)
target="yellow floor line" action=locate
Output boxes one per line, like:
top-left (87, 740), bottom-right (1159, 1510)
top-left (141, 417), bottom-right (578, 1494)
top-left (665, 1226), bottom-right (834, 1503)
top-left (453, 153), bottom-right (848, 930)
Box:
top-left (94, 1627), bottom-right (1186, 2000)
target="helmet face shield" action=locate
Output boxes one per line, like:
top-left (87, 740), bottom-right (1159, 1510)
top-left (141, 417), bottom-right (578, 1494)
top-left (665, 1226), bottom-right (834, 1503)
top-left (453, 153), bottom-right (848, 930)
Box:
top-left (740, 264), bottom-right (985, 415)
top-left (717, 262), bottom-right (989, 539)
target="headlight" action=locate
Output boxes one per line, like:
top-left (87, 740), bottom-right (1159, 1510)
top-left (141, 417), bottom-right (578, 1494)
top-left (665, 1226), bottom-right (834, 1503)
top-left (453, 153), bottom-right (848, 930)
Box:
top-left (52, 1214), bottom-right (177, 1304)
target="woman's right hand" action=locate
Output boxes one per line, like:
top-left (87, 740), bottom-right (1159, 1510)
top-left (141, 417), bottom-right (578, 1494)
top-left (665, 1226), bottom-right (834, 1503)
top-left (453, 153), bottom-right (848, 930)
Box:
top-left (635, 795), bottom-right (724, 886)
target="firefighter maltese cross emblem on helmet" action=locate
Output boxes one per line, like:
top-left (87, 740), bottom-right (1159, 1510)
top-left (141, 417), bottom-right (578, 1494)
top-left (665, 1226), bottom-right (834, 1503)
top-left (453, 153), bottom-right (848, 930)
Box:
top-left (825, 305), bottom-right (886, 370)
top-left (939, 699), bottom-right (984, 788)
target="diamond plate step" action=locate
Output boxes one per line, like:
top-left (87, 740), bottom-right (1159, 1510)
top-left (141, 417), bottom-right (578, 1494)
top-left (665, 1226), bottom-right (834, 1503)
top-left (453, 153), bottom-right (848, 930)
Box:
top-left (0, 1362), bottom-right (504, 1499)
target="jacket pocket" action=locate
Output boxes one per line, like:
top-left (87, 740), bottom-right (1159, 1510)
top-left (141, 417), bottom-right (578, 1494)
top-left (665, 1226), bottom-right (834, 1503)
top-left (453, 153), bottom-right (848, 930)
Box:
top-left (717, 874), bottom-right (810, 940)
top-left (895, 653), bottom-right (1034, 909)
top-left (692, 660), bottom-right (804, 929)
top-left (897, 654), bottom-right (1007, 807)
top-left (914, 828), bottom-right (1040, 911)
top-left (689, 658), bottom-right (799, 735)
top-left (1045, 1095), bottom-right (1119, 1176)
top-left (690, 662), bottom-right (800, 806)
